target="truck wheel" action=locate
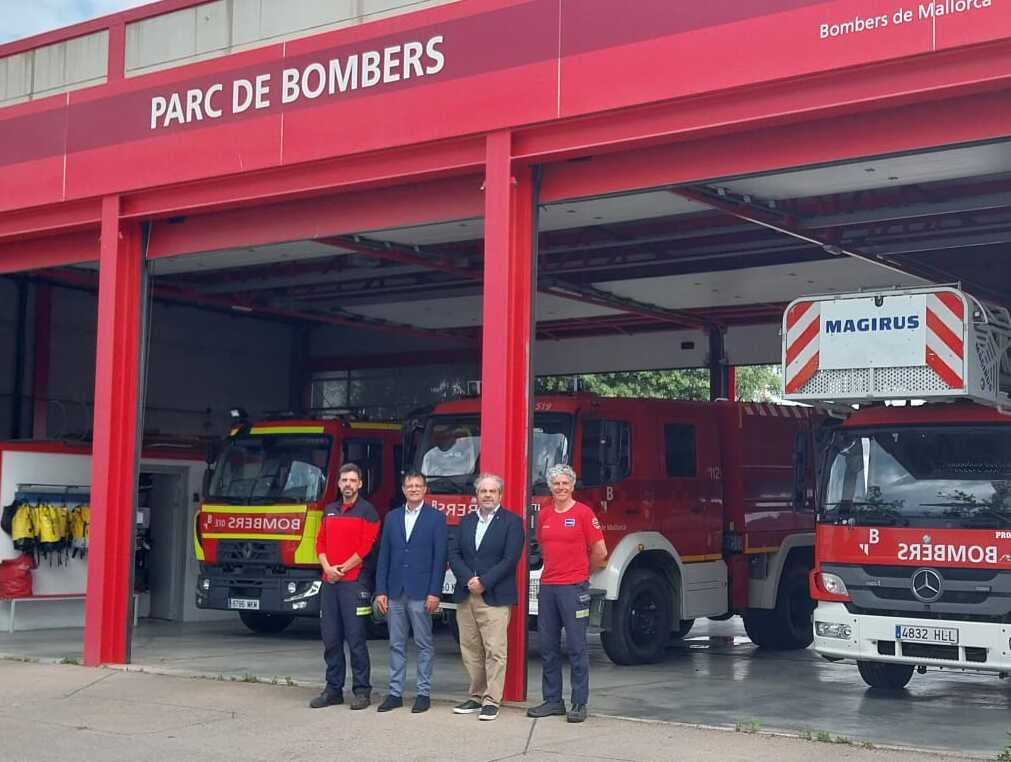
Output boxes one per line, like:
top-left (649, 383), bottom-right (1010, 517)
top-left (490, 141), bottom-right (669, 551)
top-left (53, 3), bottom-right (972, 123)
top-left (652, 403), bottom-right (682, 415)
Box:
top-left (743, 565), bottom-right (814, 650)
top-left (444, 610), bottom-right (460, 643)
top-left (857, 660), bottom-right (914, 690)
top-left (239, 611), bottom-right (294, 634)
top-left (600, 568), bottom-right (674, 665)
top-left (673, 619), bottom-right (695, 640)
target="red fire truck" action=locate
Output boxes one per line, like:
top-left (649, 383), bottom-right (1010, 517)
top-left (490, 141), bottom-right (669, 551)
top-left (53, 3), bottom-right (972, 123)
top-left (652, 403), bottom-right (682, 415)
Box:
top-left (416, 393), bottom-right (822, 664)
top-left (784, 285), bottom-right (1011, 689)
top-left (193, 416), bottom-right (402, 633)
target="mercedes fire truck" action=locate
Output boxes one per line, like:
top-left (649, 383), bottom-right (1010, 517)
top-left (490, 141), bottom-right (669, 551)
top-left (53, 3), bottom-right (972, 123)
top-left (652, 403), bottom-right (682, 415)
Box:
top-left (417, 393), bottom-right (823, 665)
top-left (783, 285), bottom-right (1011, 689)
top-left (193, 417), bottom-right (401, 633)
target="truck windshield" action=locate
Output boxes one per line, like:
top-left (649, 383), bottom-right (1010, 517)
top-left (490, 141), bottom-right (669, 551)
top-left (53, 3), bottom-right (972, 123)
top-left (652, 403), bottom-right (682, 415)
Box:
top-left (821, 425), bottom-right (1011, 528)
top-left (416, 413), bottom-right (573, 494)
top-left (208, 434), bottom-right (331, 504)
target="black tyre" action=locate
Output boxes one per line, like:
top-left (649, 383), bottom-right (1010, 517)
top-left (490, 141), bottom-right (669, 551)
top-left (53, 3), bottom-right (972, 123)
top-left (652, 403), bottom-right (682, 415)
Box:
top-left (444, 609), bottom-right (460, 643)
top-left (857, 660), bottom-right (914, 690)
top-left (673, 619), bottom-right (695, 640)
top-left (238, 611), bottom-right (294, 634)
top-left (600, 568), bottom-right (674, 665)
top-left (743, 565), bottom-right (814, 650)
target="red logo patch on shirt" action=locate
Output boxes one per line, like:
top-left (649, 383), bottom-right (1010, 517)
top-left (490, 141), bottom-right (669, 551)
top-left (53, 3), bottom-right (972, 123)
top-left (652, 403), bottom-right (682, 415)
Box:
top-left (591, 518), bottom-right (601, 529)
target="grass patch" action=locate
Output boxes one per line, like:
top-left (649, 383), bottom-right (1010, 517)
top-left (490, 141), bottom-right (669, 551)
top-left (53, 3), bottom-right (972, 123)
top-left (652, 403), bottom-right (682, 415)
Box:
top-left (59, 656), bottom-right (81, 665)
top-left (735, 719), bottom-right (761, 734)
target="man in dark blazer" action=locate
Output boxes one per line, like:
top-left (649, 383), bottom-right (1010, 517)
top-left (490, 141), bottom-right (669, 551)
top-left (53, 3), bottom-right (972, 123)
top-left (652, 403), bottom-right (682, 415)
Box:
top-left (374, 470), bottom-right (448, 714)
top-left (448, 473), bottom-right (524, 721)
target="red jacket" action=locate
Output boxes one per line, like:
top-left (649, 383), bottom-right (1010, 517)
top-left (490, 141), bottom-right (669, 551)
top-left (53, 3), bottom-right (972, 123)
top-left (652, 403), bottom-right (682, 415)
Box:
top-left (315, 496), bottom-right (380, 583)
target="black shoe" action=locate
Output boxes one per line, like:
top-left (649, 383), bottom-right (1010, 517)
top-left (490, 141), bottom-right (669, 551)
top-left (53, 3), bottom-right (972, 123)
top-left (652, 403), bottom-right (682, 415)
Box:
top-left (526, 701), bottom-right (566, 718)
top-left (479, 705), bottom-right (499, 721)
top-left (453, 699), bottom-right (483, 714)
top-left (377, 694), bottom-right (402, 712)
top-left (350, 693), bottom-right (371, 710)
top-left (567, 704), bottom-right (587, 723)
top-left (412, 695), bottom-right (431, 713)
top-left (309, 691), bottom-right (343, 708)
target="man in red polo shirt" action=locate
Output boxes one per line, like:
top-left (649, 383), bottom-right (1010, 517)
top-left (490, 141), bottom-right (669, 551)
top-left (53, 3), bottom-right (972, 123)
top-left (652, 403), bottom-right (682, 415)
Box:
top-left (527, 463), bottom-right (607, 724)
top-left (309, 463), bottom-right (380, 710)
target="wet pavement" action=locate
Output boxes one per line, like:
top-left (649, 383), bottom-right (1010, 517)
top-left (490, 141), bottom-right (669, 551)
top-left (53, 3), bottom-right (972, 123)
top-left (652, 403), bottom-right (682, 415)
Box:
top-left (1, 617), bottom-right (1009, 757)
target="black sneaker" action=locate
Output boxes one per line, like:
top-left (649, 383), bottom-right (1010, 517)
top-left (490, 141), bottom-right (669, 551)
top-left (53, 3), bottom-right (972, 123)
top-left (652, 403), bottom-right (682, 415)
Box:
top-left (309, 691), bottom-right (343, 708)
top-left (526, 701), bottom-right (566, 718)
top-left (567, 704), bottom-right (588, 723)
top-left (377, 694), bottom-right (403, 712)
top-left (412, 695), bottom-right (431, 713)
top-left (350, 693), bottom-right (371, 710)
top-left (479, 705), bottom-right (499, 721)
top-left (453, 699), bottom-right (483, 714)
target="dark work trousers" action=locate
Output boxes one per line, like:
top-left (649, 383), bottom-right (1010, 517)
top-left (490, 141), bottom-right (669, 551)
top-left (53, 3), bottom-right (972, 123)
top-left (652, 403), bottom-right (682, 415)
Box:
top-left (320, 579), bottom-right (372, 697)
top-left (537, 581), bottom-right (592, 705)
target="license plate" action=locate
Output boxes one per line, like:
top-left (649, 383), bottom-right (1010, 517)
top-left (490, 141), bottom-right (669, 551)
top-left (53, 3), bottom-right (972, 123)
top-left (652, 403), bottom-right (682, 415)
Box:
top-left (895, 624), bottom-right (958, 644)
top-left (229, 598), bottom-right (260, 611)
top-left (442, 570), bottom-right (456, 595)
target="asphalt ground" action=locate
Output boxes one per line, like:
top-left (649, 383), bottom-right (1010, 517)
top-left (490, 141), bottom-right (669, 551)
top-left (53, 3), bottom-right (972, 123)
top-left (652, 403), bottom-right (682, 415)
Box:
top-left (1, 617), bottom-right (1010, 758)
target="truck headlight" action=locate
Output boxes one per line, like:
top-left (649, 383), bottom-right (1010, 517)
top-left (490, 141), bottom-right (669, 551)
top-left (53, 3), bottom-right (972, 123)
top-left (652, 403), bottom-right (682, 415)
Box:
top-left (819, 572), bottom-right (848, 596)
top-left (815, 621), bottom-right (853, 639)
top-left (287, 582), bottom-right (298, 595)
top-left (200, 578), bottom-right (211, 592)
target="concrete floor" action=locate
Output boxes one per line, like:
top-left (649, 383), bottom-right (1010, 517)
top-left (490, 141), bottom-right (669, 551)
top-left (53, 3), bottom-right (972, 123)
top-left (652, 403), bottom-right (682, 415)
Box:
top-left (2, 617), bottom-right (1009, 758)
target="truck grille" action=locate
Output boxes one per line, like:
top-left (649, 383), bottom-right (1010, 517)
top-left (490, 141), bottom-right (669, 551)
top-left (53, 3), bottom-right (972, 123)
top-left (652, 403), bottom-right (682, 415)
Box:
top-left (218, 541), bottom-right (280, 566)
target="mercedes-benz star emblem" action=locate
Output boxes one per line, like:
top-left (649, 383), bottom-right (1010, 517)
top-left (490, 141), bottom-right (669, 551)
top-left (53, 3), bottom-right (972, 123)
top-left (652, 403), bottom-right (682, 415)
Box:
top-left (922, 534), bottom-right (932, 544)
top-left (911, 568), bottom-right (943, 603)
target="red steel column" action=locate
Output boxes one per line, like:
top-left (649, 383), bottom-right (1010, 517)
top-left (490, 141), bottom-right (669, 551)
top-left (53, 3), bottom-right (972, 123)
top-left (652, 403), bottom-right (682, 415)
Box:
top-left (481, 131), bottom-right (535, 703)
top-left (83, 196), bottom-right (144, 666)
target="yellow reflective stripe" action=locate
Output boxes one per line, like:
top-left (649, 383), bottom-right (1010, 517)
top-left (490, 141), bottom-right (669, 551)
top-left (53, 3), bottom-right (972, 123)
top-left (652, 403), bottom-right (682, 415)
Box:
top-left (229, 427), bottom-right (240, 437)
top-left (250, 425), bottom-right (325, 434)
top-left (575, 609), bottom-right (590, 619)
top-left (347, 422), bottom-right (400, 430)
top-left (295, 509), bottom-right (324, 565)
top-left (744, 546), bottom-right (781, 555)
top-left (681, 554), bottom-right (723, 563)
top-left (193, 521), bottom-right (205, 561)
top-left (355, 607), bottom-right (373, 616)
top-left (203, 533), bottom-right (297, 541)
top-left (202, 505), bottom-right (308, 514)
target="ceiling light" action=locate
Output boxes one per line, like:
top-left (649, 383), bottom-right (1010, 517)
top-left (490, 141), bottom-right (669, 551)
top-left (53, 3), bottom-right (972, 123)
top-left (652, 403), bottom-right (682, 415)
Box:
top-left (230, 305), bottom-right (254, 313)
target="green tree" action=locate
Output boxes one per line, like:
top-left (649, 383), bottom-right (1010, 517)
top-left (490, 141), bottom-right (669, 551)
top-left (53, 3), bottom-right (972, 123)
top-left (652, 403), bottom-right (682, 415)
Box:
top-left (535, 365), bottom-right (782, 402)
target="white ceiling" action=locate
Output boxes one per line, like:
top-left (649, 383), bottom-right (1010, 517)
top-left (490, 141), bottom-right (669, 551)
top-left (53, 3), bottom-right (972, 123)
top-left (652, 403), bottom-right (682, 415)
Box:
top-left (719, 142), bottom-right (1011, 200)
top-left (345, 291), bottom-right (623, 329)
top-left (599, 258), bottom-right (927, 311)
top-left (148, 240), bottom-right (350, 275)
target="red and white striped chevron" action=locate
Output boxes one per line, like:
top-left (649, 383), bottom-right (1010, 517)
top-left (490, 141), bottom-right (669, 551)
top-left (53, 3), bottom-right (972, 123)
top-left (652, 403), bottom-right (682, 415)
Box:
top-left (925, 290), bottom-right (965, 389)
top-left (784, 300), bottom-right (820, 394)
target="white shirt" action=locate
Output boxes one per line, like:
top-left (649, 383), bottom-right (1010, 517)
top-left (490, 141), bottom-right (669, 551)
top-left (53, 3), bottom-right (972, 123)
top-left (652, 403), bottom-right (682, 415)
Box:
top-left (475, 505), bottom-right (499, 549)
top-left (404, 502), bottom-right (423, 541)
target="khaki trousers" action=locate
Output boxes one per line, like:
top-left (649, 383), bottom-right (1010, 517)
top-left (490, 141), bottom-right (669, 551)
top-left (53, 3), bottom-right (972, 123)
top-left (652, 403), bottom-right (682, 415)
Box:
top-left (456, 593), bottom-right (511, 707)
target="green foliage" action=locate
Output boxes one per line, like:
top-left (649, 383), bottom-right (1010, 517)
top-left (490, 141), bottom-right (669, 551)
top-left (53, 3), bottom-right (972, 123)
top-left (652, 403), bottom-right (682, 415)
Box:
top-left (735, 719), bottom-right (761, 734)
top-left (997, 731), bottom-right (1011, 761)
top-left (535, 365), bottom-right (782, 402)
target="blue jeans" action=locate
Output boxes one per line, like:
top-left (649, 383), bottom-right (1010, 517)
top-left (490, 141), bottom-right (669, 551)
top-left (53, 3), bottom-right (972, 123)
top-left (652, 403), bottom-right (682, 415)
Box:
top-left (538, 582), bottom-right (591, 705)
top-left (387, 595), bottom-right (434, 697)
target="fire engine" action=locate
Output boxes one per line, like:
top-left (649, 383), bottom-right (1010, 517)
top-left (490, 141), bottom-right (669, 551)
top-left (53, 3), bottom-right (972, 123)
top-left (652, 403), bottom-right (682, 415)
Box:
top-left (416, 393), bottom-right (823, 664)
top-left (783, 285), bottom-right (1011, 689)
top-left (193, 416), bottom-right (402, 633)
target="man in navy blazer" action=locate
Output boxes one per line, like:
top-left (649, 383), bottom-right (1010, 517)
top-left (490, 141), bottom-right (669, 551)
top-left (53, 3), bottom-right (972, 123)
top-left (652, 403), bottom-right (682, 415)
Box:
top-left (374, 470), bottom-right (447, 714)
top-left (447, 473), bottom-right (524, 721)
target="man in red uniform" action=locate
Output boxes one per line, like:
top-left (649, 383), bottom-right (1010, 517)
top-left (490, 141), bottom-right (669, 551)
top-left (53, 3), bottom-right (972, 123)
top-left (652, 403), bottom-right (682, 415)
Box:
top-left (527, 464), bottom-right (607, 724)
top-left (309, 463), bottom-right (380, 710)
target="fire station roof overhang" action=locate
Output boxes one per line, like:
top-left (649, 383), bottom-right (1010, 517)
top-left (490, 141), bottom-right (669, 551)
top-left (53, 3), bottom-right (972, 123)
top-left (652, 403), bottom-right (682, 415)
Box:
top-left (121, 139), bottom-right (1010, 354)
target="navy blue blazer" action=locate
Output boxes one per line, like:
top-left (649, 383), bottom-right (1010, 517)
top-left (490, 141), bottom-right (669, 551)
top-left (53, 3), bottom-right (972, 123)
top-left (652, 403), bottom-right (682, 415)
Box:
top-left (375, 503), bottom-right (448, 600)
top-left (448, 507), bottom-right (525, 607)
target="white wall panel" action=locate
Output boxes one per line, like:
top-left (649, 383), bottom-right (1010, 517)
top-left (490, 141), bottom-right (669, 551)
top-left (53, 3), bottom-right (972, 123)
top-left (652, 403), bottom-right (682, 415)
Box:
top-left (0, 31), bottom-right (108, 107)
